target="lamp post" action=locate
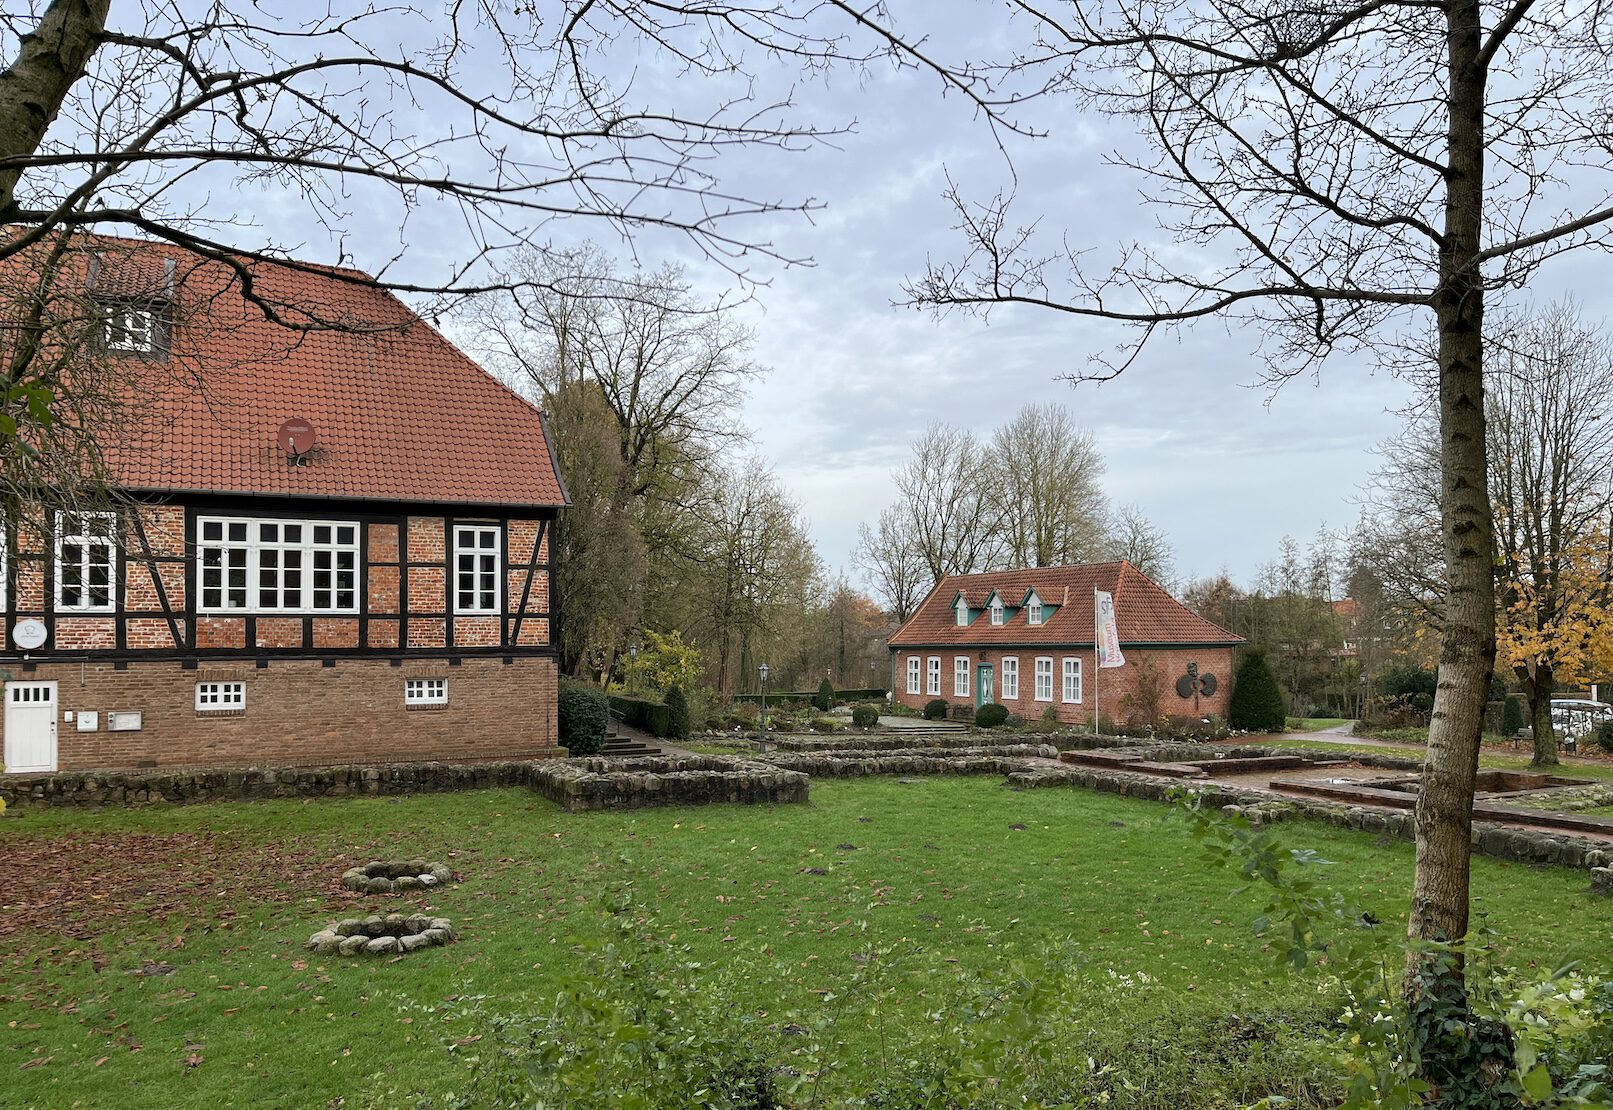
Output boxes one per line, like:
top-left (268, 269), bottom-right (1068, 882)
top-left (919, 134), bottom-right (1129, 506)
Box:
top-left (759, 663), bottom-right (770, 747)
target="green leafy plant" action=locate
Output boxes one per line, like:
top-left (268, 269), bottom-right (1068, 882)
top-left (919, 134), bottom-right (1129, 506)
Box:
top-left (557, 683), bottom-right (608, 755)
top-left (814, 677), bottom-right (835, 712)
top-left (1228, 647), bottom-right (1288, 732)
top-left (923, 698), bottom-right (950, 721)
top-left (975, 702), bottom-right (1009, 728)
top-left (665, 684), bottom-right (692, 741)
top-left (619, 629), bottom-right (703, 696)
top-left (851, 702), bottom-right (880, 727)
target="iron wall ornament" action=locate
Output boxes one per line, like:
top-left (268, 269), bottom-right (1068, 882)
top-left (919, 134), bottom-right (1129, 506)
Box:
top-left (1176, 663), bottom-right (1217, 708)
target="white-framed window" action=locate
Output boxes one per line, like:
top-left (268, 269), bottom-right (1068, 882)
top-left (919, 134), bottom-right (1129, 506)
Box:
top-left (954, 597), bottom-right (969, 626)
top-left (1027, 594), bottom-right (1044, 626)
top-left (1001, 656), bottom-right (1019, 700)
top-left (1034, 657), bottom-right (1054, 701)
top-left (989, 595), bottom-right (1004, 625)
top-left (195, 681), bottom-right (245, 712)
top-left (56, 511), bottom-right (117, 612)
top-left (105, 306), bottom-right (157, 353)
top-left (906, 656), bottom-right (921, 695)
top-left (1063, 657), bottom-right (1083, 703)
top-left (405, 677), bottom-right (448, 706)
top-left (926, 656), bottom-right (941, 696)
top-left (954, 656), bottom-right (970, 698)
top-left (198, 517), bottom-right (359, 613)
top-left (454, 524), bottom-right (501, 615)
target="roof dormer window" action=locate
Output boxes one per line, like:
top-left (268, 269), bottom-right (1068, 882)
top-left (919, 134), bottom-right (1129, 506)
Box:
top-left (104, 305), bottom-right (160, 354)
top-left (1027, 593), bottom-right (1044, 626)
top-left (955, 597), bottom-right (970, 626)
top-left (989, 596), bottom-right (1004, 625)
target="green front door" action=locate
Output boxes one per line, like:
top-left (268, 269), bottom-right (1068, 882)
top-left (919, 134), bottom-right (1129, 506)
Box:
top-left (977, 664), bottom-right (994, 707)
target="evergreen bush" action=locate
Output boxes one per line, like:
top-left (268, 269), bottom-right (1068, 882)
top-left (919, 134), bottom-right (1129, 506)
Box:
top-left (1596, 720), bottom-right (1613, 754)
top-left (1502, 695), bottom-right (1524, 738)
top-left (851, 702), bottom-right (880, 727)
top-left (1228, 648), bottom-right (1288, 732)
top-left (975, 702), bottom-right (1009, 728)
top-left (814, 677), bottom-right (835, 712)
top-left (923, 698), bottom-right (950, 721)
top-left (558, 684), bottom-right (608, 754)
top-left (665, 684), bottom-right (692, 741)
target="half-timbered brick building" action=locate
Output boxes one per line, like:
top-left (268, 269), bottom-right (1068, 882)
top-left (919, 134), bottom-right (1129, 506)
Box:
top-left (1, 237), bottom-right (567, 773)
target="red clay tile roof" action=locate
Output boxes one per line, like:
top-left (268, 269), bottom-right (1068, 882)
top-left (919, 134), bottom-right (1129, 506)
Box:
top-left (14, 233), bottom-right (567, 508)
top-left (888, 561), bottom-right (1242, 648)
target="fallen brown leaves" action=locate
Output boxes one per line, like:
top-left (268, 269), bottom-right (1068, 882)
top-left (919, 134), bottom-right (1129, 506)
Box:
top-left (0, 830), bottom-right (355, 946)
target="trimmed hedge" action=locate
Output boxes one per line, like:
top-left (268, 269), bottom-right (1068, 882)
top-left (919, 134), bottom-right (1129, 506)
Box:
top-left (665, 685), bottom-right (692, 741)
top-left (732, 687), bottom-right (887, 706)
top-left (559, 684), bottom-right (609, 754)
top-left (608, 693), bottom-right (671, 738)
top-left (851, 703), bottom-right (880, 727)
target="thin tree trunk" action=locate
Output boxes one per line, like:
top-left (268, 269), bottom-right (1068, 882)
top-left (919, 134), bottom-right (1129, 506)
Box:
top-left (1404, 0), bottom-right (1518, 1094)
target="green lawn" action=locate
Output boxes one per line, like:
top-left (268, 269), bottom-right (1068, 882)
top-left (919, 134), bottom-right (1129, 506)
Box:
top-left (1, 780), bottom-right (1607, 1108)
top-left (1283, 717), bottom-right (1352, 732)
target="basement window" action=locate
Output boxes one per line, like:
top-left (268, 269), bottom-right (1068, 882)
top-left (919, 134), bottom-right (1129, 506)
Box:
top-left (196, 681), bottom-right (245, 714)
top-left (405, 677), bottom-right (448, 708)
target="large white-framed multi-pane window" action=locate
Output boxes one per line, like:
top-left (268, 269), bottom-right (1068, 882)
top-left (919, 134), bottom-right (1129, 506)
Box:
top-left (953, 656), bottom-right (971, 698)
top-left (198, 517), bottom-right (359, 613)
top-left (405, 677), bottom-right (449, 707)
top-left (926, 656), bottom-right (941, 696)
top-left (453, 525), bottom-right (502, 615)
top-left (195, 681), bottom-right (245, 713)
top-left (1062, 657), bottom-right (1083, 703)
top-left (1034, 657), bottom-right (1054, 701)
top-left (1001, 656), bottom-right (1019, 700)
top-left (56, 511), bottom-right (118, 612)
top-left (906, 656), bottom-right (921, 694)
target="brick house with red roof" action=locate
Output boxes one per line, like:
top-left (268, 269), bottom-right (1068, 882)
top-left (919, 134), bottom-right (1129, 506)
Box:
top-left (0, 237), bottom-right (568, 773)
top-left (888, 562), bottom-right (1243, 728)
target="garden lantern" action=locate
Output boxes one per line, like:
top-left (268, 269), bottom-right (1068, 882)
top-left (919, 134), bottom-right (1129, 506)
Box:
top-left (759, 663), bottom-right (770, 745)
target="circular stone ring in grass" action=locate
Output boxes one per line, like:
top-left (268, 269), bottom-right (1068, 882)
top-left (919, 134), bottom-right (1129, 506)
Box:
top-left (342, 859), bottom-right (454, 895)
top-left (307, 913), bottom-right (456, 957)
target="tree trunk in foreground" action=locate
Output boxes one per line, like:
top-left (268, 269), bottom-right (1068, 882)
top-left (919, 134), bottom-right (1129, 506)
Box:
top-left (1520, 664), bottom-right (1560, 768)
top-left (1406, 0), bottom-right (1517, 1097)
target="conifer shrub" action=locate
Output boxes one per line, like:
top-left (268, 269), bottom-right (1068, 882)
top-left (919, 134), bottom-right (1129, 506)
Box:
top-left (1227, 648), bottom-right (1288, 732)
top-left (665, 684), bottom-right (692, 741)
top-left (558, 684), bottom-right (609, 754)
top-left (975, 702), bottom-right (1009, 728)
top-left (1501, 695), bottom-right (1524, 738)
top-left (923, 698), bottom-right (950, 721)
top-left (814, 677), bottom-right (835, 712)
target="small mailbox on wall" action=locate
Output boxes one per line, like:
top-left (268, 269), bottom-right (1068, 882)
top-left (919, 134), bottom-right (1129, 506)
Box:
top-left (76, 711), bottom-right (99, 732)
top-left (107, 711), bottom-right (144, 732)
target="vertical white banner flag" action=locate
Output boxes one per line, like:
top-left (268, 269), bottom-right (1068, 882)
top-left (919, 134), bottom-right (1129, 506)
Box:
top-left (1095, 589), bottom-right (1125, 668)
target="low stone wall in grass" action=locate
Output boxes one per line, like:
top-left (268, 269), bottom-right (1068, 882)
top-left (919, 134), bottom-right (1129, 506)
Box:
top-left (757, 744), bottom-right (1056, 778)
top-left (0, 760), bottom-right (539, 810)
top-left (528, 755), bottom-right (810, 813)
top-left (773, 734), bottom-right (1027, 753)
top-left (1011, 762), bottom-right (1613, 873)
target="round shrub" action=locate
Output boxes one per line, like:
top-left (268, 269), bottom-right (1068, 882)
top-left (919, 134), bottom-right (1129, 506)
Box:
top-left (665, 684), bottom-right (692, 741)
top-left (975, 702), bottom-right (1009, 728)
top-left (814, 677), bottom-right (835, 712)
top-left (851, 702), bottom-right (880, 727)
top-left (923, 698), bottom-right (949, 721)
top-left (1228, 647), bottom-right (1287, 732)
top-left (558, 683), bottom-right (608, 754)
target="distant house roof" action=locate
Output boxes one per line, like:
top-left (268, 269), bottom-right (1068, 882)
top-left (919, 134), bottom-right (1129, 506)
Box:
top-left (888, 561), bottom-right (1242, 648)
top-left (8, 232), bottom-right (568, 509)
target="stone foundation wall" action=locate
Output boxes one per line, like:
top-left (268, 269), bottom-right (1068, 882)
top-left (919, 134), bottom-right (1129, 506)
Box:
top-left (759, 745), bottom-right (1056, 777)
top-left (527, 756), bottom-right (809, 812)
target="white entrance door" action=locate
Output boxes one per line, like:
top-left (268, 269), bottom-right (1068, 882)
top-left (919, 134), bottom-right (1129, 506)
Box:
top-left (4, 682), bottom-right (58, 773)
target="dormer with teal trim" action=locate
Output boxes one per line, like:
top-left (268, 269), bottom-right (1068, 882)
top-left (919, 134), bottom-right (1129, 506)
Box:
top-left (1022, 588), bottom-right (1050, 626)
top-left (953, 591), bottom-right (971, 627)
top-left (987, 590), bottom-right (1006, 626)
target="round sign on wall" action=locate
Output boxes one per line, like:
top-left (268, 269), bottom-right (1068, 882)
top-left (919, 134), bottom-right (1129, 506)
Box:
top-left (12, 618), bottom-right (46, 650)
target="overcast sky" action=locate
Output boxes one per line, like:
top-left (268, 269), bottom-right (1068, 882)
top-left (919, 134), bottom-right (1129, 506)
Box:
top-left (85, 2), bottom-right (1613, 598)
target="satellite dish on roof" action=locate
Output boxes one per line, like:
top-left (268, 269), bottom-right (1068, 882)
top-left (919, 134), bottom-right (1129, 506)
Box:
top-left (277, 419), bottom-right (317, 465)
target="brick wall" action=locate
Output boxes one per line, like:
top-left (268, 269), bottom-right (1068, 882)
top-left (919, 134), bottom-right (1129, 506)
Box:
top-left (4, 656), bottom-right (560, 771)
top-left (891, 646), bottom-right (1235, 726)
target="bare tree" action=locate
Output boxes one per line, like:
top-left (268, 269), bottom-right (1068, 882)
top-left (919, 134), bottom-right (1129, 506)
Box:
top-left (888, 0), bottom-right (1613, 1072)
top-left (1107, 502), bottom-right (1174, 584)
top-left (854, 505), bottom-right (930, 624)
top-left (985, 402), bottom-right (1110, 567)
top-left (891, 423), bottom-right (1003, 583)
